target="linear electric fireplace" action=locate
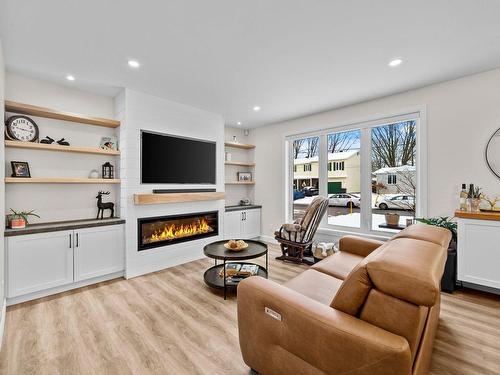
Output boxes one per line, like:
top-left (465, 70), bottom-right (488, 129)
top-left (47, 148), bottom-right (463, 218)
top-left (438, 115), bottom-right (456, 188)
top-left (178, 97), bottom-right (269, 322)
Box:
top-left (138, 211), bottom-right (219, 251)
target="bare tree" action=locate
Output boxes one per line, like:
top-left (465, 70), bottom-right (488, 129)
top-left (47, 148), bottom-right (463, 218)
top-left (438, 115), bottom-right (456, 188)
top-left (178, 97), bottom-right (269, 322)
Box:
top-left (305, 137), bottom-right (319, 158)
top-left (371, 121), bottom-right (416, 171)
top-left (372, 124), bottom-right (399, 168)
top-left (293, 139), bottom-right (304, 159)
top-left (328, 132), bottom-right (359, 153)
top-left (400, 122), bottom-right (416, 166)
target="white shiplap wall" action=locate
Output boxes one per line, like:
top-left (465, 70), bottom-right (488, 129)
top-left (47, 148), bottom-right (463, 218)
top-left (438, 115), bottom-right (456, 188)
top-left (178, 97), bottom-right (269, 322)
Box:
top-left (117, 89), bottom-right (225, 278)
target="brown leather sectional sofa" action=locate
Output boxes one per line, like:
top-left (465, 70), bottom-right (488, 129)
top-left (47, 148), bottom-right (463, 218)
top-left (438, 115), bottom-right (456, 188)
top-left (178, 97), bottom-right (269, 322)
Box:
top-left (237, 225), bottom-right (452, 375)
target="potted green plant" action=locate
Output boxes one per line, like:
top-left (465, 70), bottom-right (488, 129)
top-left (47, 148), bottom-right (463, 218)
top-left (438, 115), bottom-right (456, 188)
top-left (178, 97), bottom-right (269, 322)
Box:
top-left (415, 216), bottom-right (457, 293)
top-left (7, 209), bottom-right (40, 229)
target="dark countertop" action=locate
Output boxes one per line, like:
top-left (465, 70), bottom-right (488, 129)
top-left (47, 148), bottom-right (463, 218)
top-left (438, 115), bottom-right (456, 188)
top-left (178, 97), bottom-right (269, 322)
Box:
top-left (225, 205), bottom-right (262, 212)
top-left (5, 218), bottom-right (125, 237)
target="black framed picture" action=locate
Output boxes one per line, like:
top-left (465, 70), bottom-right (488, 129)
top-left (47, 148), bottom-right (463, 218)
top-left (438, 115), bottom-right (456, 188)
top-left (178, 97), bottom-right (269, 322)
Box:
top-left (11, 161), bottom-right (31, 178)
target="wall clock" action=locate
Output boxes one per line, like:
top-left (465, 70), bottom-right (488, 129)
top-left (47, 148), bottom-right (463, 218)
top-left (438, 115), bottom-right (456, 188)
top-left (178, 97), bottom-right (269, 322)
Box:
top-left (5, 115), bottom-right (39, 142)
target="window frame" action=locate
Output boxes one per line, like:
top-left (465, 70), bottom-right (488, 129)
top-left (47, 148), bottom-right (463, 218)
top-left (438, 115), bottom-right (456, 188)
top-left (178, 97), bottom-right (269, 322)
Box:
top-left (284, 107), bottom-right (427, 238)
top-left (387, 173), bottom-right (397, 185)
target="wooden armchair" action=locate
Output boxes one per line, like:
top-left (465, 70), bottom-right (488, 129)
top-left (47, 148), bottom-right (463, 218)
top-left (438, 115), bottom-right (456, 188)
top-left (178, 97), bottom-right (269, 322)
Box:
top-left (275, 196), bottom-right (329, 265)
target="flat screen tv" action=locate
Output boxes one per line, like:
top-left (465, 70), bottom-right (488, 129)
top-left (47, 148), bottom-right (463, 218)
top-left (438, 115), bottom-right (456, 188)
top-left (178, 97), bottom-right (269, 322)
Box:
top-left (141, 131), bottom-right (216, 184)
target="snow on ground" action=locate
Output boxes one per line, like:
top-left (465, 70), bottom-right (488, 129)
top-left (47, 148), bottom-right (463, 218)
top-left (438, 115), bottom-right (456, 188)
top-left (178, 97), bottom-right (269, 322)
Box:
top-left (326, 212), bottom-right (413, 233)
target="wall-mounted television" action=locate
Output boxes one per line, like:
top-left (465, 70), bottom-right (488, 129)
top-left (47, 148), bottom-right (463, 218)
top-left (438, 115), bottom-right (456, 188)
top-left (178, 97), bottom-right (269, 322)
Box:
top-left (141, 131), bottom-right (216, 184)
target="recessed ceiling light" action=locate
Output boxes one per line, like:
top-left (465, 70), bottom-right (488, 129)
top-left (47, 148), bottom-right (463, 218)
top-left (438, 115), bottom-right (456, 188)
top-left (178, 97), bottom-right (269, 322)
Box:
top-left (237, 121), bottom-right (242, 125)
top-left (128, 59), bottom-right (140, 68)
top-left (66, 74), bottom-right (75, 81)
top-left (253, 106), bottom-right (261, 111)
top-left (388, 58), bottom-right (403, 67)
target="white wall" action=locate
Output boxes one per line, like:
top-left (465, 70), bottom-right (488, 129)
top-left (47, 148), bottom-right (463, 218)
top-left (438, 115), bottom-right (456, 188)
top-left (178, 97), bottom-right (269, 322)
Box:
top-left (0, 40), bottom-right (6, 343)
top-left (4, 73), bottom-right (119, 222)
top-left (224, 126), bottom-right (255, 206)
top-left (119, 89), bottom-right (225, 278)
top-left (252, 68), bottom-right (500, 239)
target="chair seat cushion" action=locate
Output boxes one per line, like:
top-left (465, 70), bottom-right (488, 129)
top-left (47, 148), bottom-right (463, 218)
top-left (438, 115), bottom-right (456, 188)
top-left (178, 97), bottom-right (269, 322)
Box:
top-left (312, 251), bottom-right (364, 280)
top-left (284, 269), bottom-right (343, 306)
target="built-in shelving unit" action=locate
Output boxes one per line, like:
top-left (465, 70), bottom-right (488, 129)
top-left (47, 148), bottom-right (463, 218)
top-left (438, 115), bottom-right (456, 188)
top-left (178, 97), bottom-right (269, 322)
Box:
top-left (4, 100), bottom-right (122, 223)
top-left (5, 177), bottom-right (121, 184)
top-left (224, 141), bottom-right (256, 195)
top-left (5, 100), bottom-right (120, 128)
top-left (5, 140), bottom-right (120, 155)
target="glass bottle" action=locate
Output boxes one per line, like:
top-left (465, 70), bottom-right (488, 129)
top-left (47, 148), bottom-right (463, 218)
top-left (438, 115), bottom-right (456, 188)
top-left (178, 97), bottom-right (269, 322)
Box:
top-left (459, 184), bottom-right (468, 211)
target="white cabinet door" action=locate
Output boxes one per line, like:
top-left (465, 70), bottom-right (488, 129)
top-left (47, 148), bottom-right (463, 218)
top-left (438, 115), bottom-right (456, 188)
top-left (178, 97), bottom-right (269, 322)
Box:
top-left (457, 218), bottom-right (500, 289)
top-left (224, 211), bottom-right (242, 239)
top-left (7, 230), bottom-right (74, 298)
top-left (74, 225), bottom-right (124, 282)
top-left (242, 209), bottom-right (261, 239)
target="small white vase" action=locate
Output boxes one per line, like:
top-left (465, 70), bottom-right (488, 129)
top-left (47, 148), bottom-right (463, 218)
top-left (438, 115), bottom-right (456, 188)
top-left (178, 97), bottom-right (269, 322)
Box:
top-left (89, 169), bottom-right (99, 179)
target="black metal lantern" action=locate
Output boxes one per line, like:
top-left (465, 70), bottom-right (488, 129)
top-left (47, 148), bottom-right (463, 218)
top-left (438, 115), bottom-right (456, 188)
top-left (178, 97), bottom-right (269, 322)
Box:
top-left (102, 162), bottom-right (114, 179)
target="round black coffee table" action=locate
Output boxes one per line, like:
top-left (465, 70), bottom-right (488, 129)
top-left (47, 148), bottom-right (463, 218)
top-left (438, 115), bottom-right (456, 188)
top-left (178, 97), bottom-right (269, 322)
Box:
top-left (203, 240), bottom-right (268, 299)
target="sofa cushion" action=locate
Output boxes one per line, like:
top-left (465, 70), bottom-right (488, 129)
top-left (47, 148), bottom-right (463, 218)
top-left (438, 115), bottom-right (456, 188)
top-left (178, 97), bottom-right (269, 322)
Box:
top-left (392, 223), bottom-right (452, 248)
top-left (284, 269), bottom-right (343, 306)
top-left (360, 289), bottom-right (429, 364)
top-left (366, 238), bottom-right (447, 306)
top-left (312, 251), bottom-right (364, 280)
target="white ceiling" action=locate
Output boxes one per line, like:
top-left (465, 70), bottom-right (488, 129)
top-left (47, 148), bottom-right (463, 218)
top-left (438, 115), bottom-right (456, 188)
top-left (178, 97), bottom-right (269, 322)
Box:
top-left (1, 0), bottom-right (500, 127)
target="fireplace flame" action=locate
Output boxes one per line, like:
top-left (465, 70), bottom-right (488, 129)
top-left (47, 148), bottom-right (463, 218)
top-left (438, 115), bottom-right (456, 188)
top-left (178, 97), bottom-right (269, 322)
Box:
top-left (145, 217), bottom-right (213, 244)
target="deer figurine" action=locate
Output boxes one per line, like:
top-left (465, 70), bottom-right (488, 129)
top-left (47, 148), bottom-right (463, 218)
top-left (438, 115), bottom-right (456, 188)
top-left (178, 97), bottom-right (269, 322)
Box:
top-left (96, 191), bottom-right (115, 219)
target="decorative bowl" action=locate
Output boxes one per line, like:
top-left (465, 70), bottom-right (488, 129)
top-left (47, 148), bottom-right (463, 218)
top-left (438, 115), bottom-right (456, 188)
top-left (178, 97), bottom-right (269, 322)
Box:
top-left (224, 241), bottom-right (248, 251)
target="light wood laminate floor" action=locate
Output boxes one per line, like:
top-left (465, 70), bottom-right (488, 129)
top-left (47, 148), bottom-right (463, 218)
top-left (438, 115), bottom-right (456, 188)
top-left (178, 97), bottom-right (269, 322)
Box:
top-left (1, 245), bottom-right (499, 374)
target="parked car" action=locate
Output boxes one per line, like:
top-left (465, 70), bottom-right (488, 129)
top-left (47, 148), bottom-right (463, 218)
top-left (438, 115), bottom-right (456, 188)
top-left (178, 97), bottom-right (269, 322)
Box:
top-left (293, 189), bottom-right (305, 200)
top-left (301, 186), bottom-right (319, 196)
top-left (377, 195), bottom-right (415, 210)
top-left (328, 193), bottom-right (360, 207)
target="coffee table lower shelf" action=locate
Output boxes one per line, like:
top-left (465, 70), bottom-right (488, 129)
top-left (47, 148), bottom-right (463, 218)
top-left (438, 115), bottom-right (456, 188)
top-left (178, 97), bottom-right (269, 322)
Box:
top-left (203, 262), bottom-right (268, 292)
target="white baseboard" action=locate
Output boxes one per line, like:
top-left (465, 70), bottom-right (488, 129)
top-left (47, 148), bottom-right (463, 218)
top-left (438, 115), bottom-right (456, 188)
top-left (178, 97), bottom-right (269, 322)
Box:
top-left (7, 272), bottom-right (124, 306)
top-left (0, 298), bottom-right (6, 351)
top-left (259, 235), bottom-right (277, 244)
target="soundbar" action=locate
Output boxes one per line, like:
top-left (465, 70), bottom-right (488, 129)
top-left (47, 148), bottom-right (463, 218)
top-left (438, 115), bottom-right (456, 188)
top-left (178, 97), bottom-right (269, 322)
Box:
top-left (152, 188), bottom-right (217, 194)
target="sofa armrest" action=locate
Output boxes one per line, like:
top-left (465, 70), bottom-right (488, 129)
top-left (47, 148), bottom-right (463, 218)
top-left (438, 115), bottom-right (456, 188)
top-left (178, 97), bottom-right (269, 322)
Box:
top-left (237, 277), bottom-right (411, 375)
top-left (339, 235), bottom-right (385, 257)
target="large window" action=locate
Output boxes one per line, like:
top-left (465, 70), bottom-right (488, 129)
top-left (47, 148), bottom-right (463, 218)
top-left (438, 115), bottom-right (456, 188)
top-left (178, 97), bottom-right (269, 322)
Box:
top-left (287, 113), bottom-right (422, 235)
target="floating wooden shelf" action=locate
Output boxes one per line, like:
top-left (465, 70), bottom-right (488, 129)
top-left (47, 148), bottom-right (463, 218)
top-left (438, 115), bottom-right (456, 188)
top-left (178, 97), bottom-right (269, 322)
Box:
top-left (455, 210), bottom-right (500, 221)
top-left (5, 140), bottom-right (120, 156)
top-left (134, 192), bottom-right (225, 205)
top-left (5, 100), bottom-right (120, 128)
top-left (5, 177), bottom-right (121, 184)
top-left (224, 161), bottom-right (255, 167)
top-left (225, 181), bottom-right (255, 185)
top-left (224, 142), bottom-right (255, 150)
